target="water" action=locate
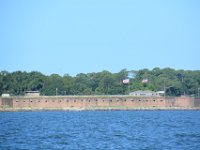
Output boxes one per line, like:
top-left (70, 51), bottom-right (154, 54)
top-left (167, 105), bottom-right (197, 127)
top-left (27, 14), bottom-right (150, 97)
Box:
top-left (0, 111), bottom-right (200, 150)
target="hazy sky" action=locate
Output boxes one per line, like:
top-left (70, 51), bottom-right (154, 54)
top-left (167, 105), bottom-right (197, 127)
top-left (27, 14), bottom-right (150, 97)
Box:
top-left (0, 0), bottom-right (199, 76)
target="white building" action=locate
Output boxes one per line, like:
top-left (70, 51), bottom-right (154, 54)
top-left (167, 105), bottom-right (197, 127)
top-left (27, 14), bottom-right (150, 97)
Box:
top-left (156, 91), bottom-right (165, 96)
top-left (129, 90), bottom-right (159, 97)
top-left (1, 93), bottom-right (10, 98)
top-left (25, 91), bottom-right (40, 97)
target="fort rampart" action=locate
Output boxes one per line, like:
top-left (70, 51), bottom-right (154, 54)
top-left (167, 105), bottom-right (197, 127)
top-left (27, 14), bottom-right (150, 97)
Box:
top-left (1, 96), bottom-right (200, 111)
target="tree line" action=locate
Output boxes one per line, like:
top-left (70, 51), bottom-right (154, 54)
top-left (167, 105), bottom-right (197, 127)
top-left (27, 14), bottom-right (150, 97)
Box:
top-left (0, 68), bottom-right (200, 96)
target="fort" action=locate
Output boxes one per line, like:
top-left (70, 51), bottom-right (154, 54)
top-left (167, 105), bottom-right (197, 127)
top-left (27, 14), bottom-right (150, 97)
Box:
top-left (0, 95), bottom-right (200, 111)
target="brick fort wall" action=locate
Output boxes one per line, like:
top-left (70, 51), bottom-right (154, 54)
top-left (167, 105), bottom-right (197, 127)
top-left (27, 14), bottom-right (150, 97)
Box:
top-left (1, 96), bottom-right (199, 109)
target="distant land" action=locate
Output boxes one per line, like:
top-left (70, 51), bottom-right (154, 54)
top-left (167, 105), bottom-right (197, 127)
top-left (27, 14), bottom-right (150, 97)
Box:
top-left (0, 67), bottom-right (200, 97)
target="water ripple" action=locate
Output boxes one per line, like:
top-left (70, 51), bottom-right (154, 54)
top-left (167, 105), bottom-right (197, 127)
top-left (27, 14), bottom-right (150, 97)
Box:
top-left (0, 111), bottom-right (200, 150)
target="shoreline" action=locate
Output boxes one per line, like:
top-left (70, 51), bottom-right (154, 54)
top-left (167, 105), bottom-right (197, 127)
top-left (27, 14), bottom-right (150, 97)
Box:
top-left (1, 106), bottom-right (200, 112)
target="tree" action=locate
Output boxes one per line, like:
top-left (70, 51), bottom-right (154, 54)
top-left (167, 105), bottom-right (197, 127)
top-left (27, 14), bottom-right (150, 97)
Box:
top-left (41, 74), bottom-right (64, 95)
top-left (0, 68), bottom-right (200, 96)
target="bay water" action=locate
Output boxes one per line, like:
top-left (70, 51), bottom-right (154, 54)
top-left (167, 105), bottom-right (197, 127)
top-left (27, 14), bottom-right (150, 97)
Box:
top-left (0, 110), bottom-right (200, 150)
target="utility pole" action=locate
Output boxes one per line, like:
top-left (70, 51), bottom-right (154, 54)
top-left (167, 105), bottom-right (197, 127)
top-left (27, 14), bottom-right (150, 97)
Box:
top-left (181, 74), bottom-right (185, 96)
top-left (127, 83), bottom-right (130, 95)
top-left (56, 88), bottom-right (58, 96)
top-left (164, 79), bottom-right (166, 98)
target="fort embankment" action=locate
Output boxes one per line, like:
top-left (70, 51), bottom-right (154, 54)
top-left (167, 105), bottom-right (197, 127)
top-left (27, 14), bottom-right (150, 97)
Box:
top-left (0, 95), bottom-right (200, 111)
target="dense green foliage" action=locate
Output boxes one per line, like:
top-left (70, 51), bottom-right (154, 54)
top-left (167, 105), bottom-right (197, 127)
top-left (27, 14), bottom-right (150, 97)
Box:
top-left (0, 68), bottom-right (200, 96)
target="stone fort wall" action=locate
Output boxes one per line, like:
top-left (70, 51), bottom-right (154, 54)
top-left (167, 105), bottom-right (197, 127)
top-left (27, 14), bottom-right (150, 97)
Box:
top-left (1, 96), bottom-right (200, 109)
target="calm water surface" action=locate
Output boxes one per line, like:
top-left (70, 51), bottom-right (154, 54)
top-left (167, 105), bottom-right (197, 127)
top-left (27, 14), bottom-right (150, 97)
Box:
top-left (0, 110), bottom-right (200, 150)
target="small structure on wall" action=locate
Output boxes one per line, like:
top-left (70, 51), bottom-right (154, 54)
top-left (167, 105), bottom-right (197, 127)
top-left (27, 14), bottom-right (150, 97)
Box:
top-left (1, 93), bottom-right (10, 98)
top-left (156, 91), bottom-right (165, 96)
top-left (129, 90), bottom-right (159, 97)
top-left (25, 91), bottom-right (40, 97)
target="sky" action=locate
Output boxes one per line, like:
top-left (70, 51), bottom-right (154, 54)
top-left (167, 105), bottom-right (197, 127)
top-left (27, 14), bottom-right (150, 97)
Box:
top-left (0, 0), bottom-right (200, 76)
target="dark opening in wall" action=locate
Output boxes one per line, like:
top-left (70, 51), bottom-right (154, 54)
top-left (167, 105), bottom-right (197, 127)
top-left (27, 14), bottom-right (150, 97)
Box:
top-left (153, 100), bottom-right (156, 102)
top-left (89, 100), bottom-right (90, 102)
top-left (30, 101), bottom-right (32, 102)
top-left (81, 100), bottom-right (83, 102)
top-left (24, 101), bottom-right (25, 102)
top-left (59, 100), bottom-right (61, 102)
top-left (74, 100), bottom-right (76, 102)
top-left (38, 100), bottom-right (40, 102)
top-left (16, 101), bottom-right (18, 102)
top-left (160, 100), bottom-right (163, 102)
top-left (45, 100), bottom-right (47, 102)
